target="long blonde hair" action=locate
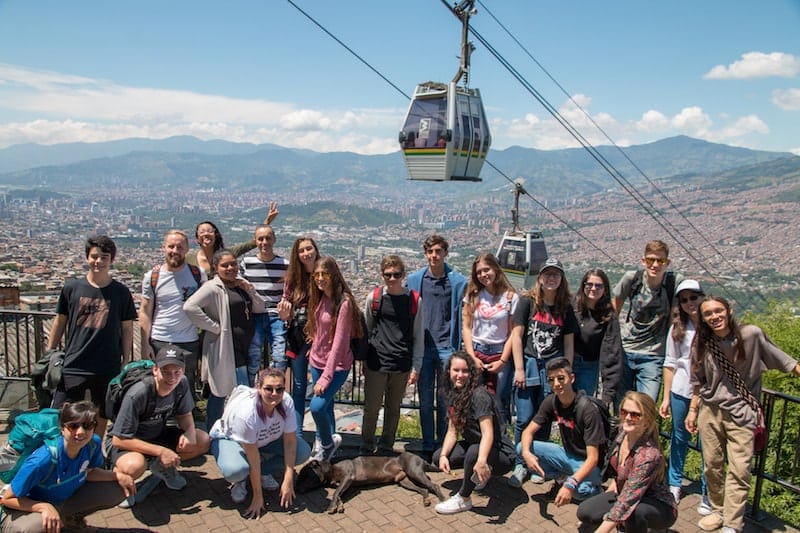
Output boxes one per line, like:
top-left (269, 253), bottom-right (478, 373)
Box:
top-left (620, 391), bottom-right (666, 483)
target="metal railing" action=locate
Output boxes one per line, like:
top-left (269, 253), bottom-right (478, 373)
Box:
top-left (2, 309), bottom-right (798, 521)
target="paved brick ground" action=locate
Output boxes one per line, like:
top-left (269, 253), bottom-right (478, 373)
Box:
top-left (81, 432), bottom-right (796, 533)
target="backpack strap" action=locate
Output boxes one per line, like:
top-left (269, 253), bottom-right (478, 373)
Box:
top-left (187, 264), bottom-right (203, 287)
top-left (663, 271), bottom-right (676, 308)
top-left (149, 266), bottom-right (161, 318)
top-left (626, 270), bottom-right (644, 323)
top-left (370, 286), bottom-right (383, 317)
top-left (409, 289), bottom-right (420, 317)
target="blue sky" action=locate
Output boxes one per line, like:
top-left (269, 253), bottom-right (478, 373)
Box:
top-left (0, 0), bottom-right (798, 154)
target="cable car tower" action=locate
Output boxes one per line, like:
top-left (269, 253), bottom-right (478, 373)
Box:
top-left (399, 0), bottom-right (491, 181)
top-left (496, 180), bottom-right (548, 290)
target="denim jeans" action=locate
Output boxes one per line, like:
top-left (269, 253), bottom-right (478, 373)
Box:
top-left (619, 350), bottom-right (663, 403)
top-left (212, 434), bottom-right (312, 482)
top-left (290, 342), bottom-right (311, 439)
top-left (521, 440), bottom-right (602, 499)
top-left (668, 392), bottom-right (707, 496)
top-left (248, 313), bottom-right (288, 385)
top-left (513, 357), bottom-right (553, 464)
top-left (496, 360), bottom-right (514, 427)
top-left (572, 354), bottom-right (600, 397)
top-left (309, 366), bottom-right (350, 447)
top-left (205, 365), bottom-right (249, 431)
top-left (418, 343), bottom-right (454, 451)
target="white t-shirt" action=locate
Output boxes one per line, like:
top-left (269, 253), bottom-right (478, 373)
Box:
top-left (664, 321), bottom-right (695, 399)
top-left (464, 289), bottom-right (519, 346)
top-left (212, 386), bottom-right (297, 448)
top-left (141, 265), bottom-right (206, 343)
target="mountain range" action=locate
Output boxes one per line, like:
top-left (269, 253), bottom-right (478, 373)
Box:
top-left (0, 135), bottom-right (798, 201)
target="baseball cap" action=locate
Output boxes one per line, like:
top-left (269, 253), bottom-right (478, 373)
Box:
top-left (674, 279), bottom-right (704, 296)
top-left (539, 257), bottom-right (564, 275)
top-left (154, 344), bottom-right (187, 368)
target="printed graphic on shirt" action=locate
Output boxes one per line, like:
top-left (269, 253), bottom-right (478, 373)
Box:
top-left (76, 296), bottom-right (109, 330)
top-left (529, 310), bottom-right (564, 357)
top-left (477, 299), bottom-right (507, 320)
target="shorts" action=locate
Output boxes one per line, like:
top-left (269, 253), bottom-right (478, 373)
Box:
top-left (108, 426), bottom-right (183, 465)
top-left (52, 373), bottom-right (115, 414)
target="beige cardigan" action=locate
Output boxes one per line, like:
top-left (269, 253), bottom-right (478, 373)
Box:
top-left (183, 276), bottom-right (266, 397)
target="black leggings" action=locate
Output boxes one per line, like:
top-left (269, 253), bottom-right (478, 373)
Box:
top-left (576, 492), bottom-right (675, 533)
top-left (432, 440), bottom-right (515, 498)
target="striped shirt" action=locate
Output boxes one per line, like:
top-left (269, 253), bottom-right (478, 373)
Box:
top-left (238, 252), bottom-right (289, 314)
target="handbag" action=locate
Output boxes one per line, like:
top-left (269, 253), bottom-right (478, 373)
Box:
top-left (30, 349), bottom-right (65, 408)
top-left (706, 338), bottom-right (767, 452)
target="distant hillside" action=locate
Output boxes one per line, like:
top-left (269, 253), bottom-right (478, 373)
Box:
top-left (0, 135), bottom-right (794, 200)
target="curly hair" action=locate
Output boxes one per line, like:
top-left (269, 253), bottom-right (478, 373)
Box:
top-left (304, 256), bottom-right (363, 341)
top-left (464, 253), bottom-right (515, 313)
top-left (440, 351), bottom-right (481, 434)
top-left (573, 268), bottom-right (614, 324)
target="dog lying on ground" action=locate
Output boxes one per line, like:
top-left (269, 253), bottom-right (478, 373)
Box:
top-left (295, 452), bottom-right (446, 513)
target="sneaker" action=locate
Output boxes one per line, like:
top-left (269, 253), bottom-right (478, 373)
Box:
top-left (722, 528), bottom-right (738, 533)
top-left (63, 515), bottom-right (87, 529)
top-left (508, 464), bottom-right (528, 488)
top-left (435, 493), bottom-right (473, 514)
top-left (669, 485), bottom-right (681, 503)
top-left (261, 473), bottom-right (279, 491)
top-left (311, 437), bottom-right (322, 457)
top-left (118, 495), bottom-right (135, 509)
top-left (322, 434), bottom-right (342, 461)
top-left (530, 472), bottom-right (545, 484)
top-left (697, 497), bottom-right (713, 516)
top-left (698, 512), bottom-right (724, 531)
top-left (231, 480), bottom-right (248, 503)
top-left (118, 474), bottom-right (161, 508)
top-left (148, 458), bottom-right (187, 490)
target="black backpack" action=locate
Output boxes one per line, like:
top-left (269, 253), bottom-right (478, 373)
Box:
top-left (104, 360), bottom-right (157, 420)
top-left (351, 311), bottom-right (371, 362)
top-left (575, 394), bottom-right (619, 481)
top-left (626, 269), bottom-right (676, 322)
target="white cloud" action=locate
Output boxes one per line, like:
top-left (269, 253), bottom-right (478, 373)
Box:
top-left (773, 88), bottom-right (800, 110)
top-left (635, 110), bottom-right (670, 132)
top-left (703, 52), bottom-right (800, 80)
top-left (671, 106), bottom-right (712, 134)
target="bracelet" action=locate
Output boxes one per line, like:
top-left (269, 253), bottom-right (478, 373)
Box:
top-left (564, 476), bottom-right (578, 491)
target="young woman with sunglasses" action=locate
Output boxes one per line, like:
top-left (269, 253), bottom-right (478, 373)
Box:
top-left (0, 401), bottom-right (135, 532)
top-left (210, 369), bottom-right (310, 519)
top-left (687, 295), bottom-right (800, 533)
top-left (304, 256), bottom-right (363, 462)
top-left (462, 253), bottom-right (518, 424)
top-left (571, 268), bottom-right (622, 405)
top-left (658, 279), bottom-right (710, 512)
top-left (577, 391), bottom-right (677, 533)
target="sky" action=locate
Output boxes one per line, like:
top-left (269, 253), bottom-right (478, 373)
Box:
top-left (0, 0), bottom-right (798, 155)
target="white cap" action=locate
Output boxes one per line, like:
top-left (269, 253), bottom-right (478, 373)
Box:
top-left (674, 279), bottom-right (704, 296)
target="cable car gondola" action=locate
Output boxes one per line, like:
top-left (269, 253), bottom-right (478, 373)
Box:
top-left (399, 1), bottom-right (490, 182)
top-left (496, 180), bottom-right (548, 291)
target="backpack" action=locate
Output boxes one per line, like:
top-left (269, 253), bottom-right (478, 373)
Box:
top-left (104, 359), bottom-right (158, 421)
top-left (351, 311), bottom-right (371, 362)
top-left (0, 408), bottom-right (95, 484)
top-left (575, 394), bottom-right (619, 481)
top-left (149, 264), bottom-right (203, 317)
top-left (626, 269), bottom-right (676, 322)
top-left (359, 288), bottom-right (421, 362)
top-left (369, 287), bottom-right (420, 318)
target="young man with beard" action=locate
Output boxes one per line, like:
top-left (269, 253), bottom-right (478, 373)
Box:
top-left (47, 236), bottom-right (136, 438)
top-left (139, 229), bottom-right (207, 393)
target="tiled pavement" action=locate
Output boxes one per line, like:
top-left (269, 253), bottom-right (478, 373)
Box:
top-left (83, 431), bottom-right (798, 533)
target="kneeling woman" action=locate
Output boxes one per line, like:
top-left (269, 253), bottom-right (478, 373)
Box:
top-left (434, 351), bottom-right (516, 514)
top-left (577, 391), bottom-right (676, 533)
top-left (0, 401), bottom-right (135, 532)
top-left (210, 369), bottom-right (311, 519)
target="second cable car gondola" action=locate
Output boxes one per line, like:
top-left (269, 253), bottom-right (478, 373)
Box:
top-left (398, 0), bottom-right (490, 182)
top-left (496, 180), bottom-right (548, 291)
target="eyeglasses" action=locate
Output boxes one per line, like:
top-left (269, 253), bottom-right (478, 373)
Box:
top-left (584, 282), bottom-right (604, 290)
top-left (313, 272), bottom-right (331, 280)
top-left (545, 375), bottom-right (569, 384)
top-left (643, 257), bottom-right (668, 266)
top-left (261, 386), bottom-right (285, 394)
top-left (620, 408), bottom-right (642, 420)
top-left (63, 420), bottom-right (98, 432)
top-left (680, 294), bottom-right (701, 304)
top-left (382, 271), bottom-right (404, 280)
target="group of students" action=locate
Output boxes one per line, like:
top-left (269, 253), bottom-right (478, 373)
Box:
top-left (3, 220), bottom-right (799, 533)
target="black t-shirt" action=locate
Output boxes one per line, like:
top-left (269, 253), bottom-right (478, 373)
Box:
top-left (512, 296), bottom-right (579, 358)
top-left (108, 377), bottom-right (193, 442)
top-left (532, 391), bottom-right (606, 459)
top-left (368, 292), bottom-right (414, 373)
top-left (573, 307), bottom-right (607, 362)
top-left (455, 386), bottom-right (503, 447)
top-left (56, 277), bottom-right (137, 376)
top-left (227, 286), bottom-right (254, 368)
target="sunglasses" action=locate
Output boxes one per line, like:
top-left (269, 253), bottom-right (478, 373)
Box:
top-left (545, 374), bottom-right (569, 384)
top-left (643, 257), bottom-right (668, 266)
top-left (261, 386), bottom-right (285, 394)
top-left (584, 282), bottom-right (604, 290)
top-left (620, 408), bottom-right (642, 420)
top-left (680, 294), bottom-right (701, 304)
top-left (313, 272), bottom-right (331, 280)
top-left (382, 271), bottom-right (404, 280)
top-left (64, 420), bottom-right (98, 432)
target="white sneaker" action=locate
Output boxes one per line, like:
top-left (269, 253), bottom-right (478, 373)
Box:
top-left (148, 458), bottom-right (187, 490)
top-left (435, 493), bottom-right (473, 514)
top-left (261, 473), bottom-right (279, 491)
top-left (669, 485), bottom-right (681, 503)
top-left (722, 527), bottom-right (737, 533)
top-left (697, 497), bottom-right (713, 516)
top-left (118, 495), bottom-right (135, 509)
top-left (311, 437), bottom-right (322, 456)
top-left (231, 480), bottom-right (248, 503)
top-left (322, 434), bottom-right (342, 461)
top-left (530, 472), bottom-right (545, 484)
top-left (507, 464), bottom-right (528, 488)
